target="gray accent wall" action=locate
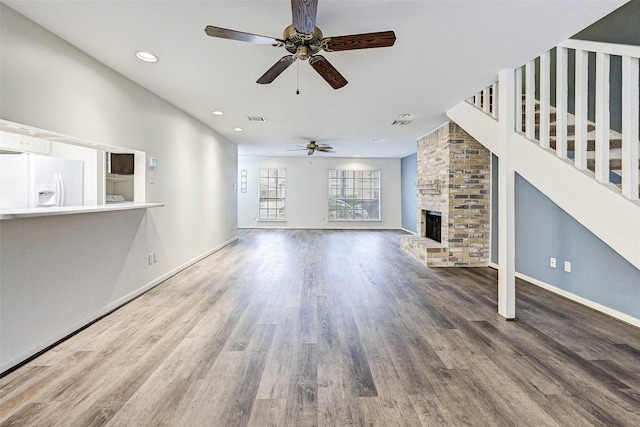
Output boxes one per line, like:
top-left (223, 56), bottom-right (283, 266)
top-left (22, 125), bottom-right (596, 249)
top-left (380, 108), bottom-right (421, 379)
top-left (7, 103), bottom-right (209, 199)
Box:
top-left (401, 153), bottom-right (417, 233)
top-left (515, 174), bottom-right (640, 319)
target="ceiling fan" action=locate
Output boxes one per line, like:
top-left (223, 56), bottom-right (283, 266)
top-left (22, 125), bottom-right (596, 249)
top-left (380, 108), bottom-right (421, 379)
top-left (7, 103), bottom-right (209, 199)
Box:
top-left (204, 0), bottom-right (396, 89)
top-left (288, 141), bottom-right (335, 156)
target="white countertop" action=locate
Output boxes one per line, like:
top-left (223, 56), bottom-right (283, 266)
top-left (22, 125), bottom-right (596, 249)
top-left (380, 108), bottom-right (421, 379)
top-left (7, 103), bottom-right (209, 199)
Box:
top-left (0, 202), bottom-right (164, 220)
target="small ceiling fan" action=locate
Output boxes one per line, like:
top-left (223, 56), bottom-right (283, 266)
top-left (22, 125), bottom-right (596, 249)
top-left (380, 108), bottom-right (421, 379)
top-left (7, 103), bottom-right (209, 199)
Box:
top-left (288, 141), bottom-right (335, 156)
top-left (204, 0), bottom-right (396, 89)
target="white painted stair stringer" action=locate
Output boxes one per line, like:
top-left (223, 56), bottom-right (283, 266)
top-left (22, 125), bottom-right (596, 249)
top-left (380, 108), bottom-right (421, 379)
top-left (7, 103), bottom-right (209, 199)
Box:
top-left (448, 100), bottom-right (640, 270)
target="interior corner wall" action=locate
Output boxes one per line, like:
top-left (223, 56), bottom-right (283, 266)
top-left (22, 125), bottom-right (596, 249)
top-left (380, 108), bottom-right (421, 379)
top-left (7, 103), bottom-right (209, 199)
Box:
top-left (0, 5), bottom-right (238, 372)
top-left (238, 156), bottom-right (402, 230)
top-left (401, 153), bottom-right (417, 233)
top-left (514, 174), bottom-right (640, 319)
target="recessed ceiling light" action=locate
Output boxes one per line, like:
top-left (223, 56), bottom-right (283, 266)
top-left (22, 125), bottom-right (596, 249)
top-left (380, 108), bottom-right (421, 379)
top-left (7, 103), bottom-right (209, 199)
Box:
top-left (233, 127), bottom-right (243, 132)
top-left (212, 110), bottom-right (224, 116)
top-left (372, 139), bottom-right (380, 143)
top-left (398, 113), bottom-right (411, 118)
top-left (136, 51), bottom-right (158, 62)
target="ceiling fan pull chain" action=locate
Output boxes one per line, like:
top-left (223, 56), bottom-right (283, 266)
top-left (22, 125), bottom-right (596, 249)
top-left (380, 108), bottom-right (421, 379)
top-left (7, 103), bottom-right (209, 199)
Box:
top-left (296, 59), bottom-right (300, 95)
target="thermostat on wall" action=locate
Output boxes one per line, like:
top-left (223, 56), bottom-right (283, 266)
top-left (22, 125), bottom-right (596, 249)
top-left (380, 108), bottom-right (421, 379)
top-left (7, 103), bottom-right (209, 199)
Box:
top-left (149, 157), bottom-right (157, 168)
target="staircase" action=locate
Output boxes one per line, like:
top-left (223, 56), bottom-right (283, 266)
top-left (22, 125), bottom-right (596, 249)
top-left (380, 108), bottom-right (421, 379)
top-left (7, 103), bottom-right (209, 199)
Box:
top-left (447, 38), bottom-right (640, 271)
top-left (534, 102), bottom-right (638, 193)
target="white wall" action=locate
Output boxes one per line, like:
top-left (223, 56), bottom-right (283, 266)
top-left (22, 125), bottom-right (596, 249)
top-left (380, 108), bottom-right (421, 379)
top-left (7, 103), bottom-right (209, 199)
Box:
top-left (0, 5), bottom-right (238, 372)
top-left (238, 156), bottom-right (402, 229)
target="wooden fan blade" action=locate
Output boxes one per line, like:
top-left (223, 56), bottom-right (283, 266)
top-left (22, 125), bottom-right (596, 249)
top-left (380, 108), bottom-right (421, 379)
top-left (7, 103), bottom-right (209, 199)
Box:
top-left (308, 56), bottom-right (348, 89)
top-left (205, 26), bottom-right (282, 46)
top-left (321, 31), bottom-right (396, 52)
top-left (257, 56), bottom-right (296, 84)
top-left (307, 149), bottom-right (314, 156)
top-left (291, 0), bottom-right (318, 35)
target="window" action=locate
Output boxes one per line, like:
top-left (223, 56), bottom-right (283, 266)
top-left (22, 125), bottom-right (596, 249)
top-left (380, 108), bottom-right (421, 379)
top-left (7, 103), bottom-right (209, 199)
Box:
top-left (259, 168), bottom-right (286, 220)
top-left (328, 169), bottom-right (380, 221)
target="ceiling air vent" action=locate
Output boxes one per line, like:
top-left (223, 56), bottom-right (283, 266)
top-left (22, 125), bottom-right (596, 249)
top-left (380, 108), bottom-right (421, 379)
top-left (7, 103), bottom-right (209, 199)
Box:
top-left (247, 116), bottom-right (267, 122)
top-left (391, 120), bottom-right (411, 126)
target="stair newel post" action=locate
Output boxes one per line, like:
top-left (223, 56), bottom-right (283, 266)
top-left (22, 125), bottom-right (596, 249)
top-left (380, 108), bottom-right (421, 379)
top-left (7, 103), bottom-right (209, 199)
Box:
top-left (497, 68), bottom-right (517, 320)
top-left (555, 47), bottom-right (568, 159)
top-left (574, 49), bottom-right (589, 171)
top-left (525, 60), bottom-right (536, 141)
top-left (539, 50), bottom-right (551, 149)
top-left (595, 52), bottom-right (611, 184)
top-left (621, 55), bottom-right (639, 200)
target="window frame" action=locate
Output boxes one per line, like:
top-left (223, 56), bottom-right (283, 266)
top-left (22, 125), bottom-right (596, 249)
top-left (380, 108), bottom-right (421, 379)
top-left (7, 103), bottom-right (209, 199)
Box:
top-left (258, 168), bottom-right (286, 221)
top-left (327, 169), bottom-right (381, 222)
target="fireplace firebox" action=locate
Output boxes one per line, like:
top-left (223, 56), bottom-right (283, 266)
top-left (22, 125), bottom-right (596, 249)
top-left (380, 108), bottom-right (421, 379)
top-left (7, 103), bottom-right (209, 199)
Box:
top-left (422, 210), bottom-right (442, 243)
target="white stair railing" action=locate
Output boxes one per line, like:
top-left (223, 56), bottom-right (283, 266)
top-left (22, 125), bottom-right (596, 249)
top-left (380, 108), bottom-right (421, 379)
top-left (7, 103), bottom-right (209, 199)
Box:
top-left (468, 39), bottom-right (640, 201)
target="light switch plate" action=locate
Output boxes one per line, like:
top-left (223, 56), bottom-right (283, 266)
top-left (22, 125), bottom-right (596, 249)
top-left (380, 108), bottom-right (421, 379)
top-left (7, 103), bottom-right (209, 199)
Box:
top-left (550, 257), bottom-right (557, 268)
top-left (564, 261), bottom-right (572, 272)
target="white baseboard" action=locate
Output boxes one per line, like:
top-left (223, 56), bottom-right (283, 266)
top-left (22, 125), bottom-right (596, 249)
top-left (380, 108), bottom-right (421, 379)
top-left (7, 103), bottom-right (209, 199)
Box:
top-left (400, 227), bottom-right (417, 234)
top-left (516, 272), bottom-right (640, 329)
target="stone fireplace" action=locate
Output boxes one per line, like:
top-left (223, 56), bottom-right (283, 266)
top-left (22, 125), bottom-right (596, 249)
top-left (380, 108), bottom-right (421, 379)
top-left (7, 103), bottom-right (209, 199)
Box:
top-left (401, 121), bottom-right (491, 267)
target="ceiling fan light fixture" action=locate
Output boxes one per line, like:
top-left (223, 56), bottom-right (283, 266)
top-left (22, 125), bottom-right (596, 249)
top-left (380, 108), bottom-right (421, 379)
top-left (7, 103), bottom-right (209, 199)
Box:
top-left (135, 51), bottom-right (158, 62)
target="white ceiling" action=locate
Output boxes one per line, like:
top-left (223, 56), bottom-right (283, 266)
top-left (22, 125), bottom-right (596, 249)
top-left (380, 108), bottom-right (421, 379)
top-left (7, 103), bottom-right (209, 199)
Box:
top-left (3, 0), bottom-right (626, 158)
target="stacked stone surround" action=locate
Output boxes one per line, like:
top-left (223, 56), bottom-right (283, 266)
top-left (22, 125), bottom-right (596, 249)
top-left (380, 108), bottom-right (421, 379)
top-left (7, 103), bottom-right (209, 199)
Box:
top-left (401, 121), bottom-right (491, 267)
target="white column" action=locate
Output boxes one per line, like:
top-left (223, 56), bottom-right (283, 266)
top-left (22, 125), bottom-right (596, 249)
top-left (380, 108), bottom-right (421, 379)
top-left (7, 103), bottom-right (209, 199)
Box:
top-left (555, 47), bottom-right (568, 159)
top-left (525, 60), bottom-right (536, 141)
top-left (539, 51), bottom-right (551, 148)
top-left (622, 55), bottom-right (639, 200)
top-left (595, 51), bottom-right (610, 183)
top-left (574, 49), bottom-right (589, 171)
top-left (498, 68), bottom-right (516, 320)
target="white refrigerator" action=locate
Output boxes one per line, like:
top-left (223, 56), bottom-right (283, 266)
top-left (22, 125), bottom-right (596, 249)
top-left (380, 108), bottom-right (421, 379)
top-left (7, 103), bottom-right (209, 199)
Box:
top-left (0, 153), bottom-right (84, 209)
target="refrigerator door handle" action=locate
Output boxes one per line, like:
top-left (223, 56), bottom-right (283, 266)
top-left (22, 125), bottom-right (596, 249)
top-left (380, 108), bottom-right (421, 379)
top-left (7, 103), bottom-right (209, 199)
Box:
top-left (55, 173), bottom-right (65, 207)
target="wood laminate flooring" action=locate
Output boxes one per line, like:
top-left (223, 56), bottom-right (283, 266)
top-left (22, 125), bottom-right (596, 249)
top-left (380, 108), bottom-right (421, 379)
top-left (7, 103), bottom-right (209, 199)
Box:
top-left (2, 229), bottom-right (640, 426)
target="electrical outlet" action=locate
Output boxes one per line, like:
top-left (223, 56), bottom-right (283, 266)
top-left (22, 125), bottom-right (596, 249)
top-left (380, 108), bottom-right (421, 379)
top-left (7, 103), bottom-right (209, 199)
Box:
top-left (153, 252), bottom-right (158, 263)
top-left (550, 257), bottom-right (557, 268)
top-left (564, 261), bottom-right (572, 272)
